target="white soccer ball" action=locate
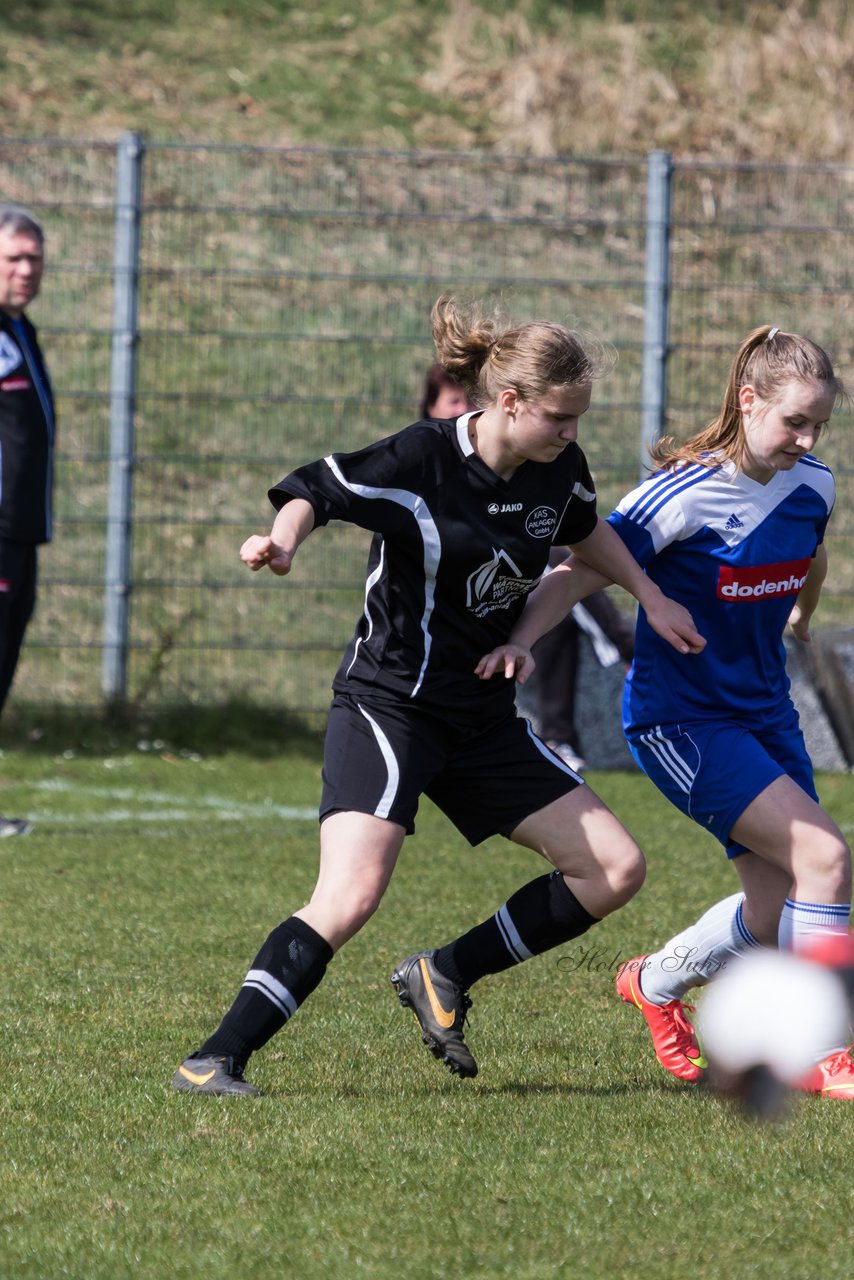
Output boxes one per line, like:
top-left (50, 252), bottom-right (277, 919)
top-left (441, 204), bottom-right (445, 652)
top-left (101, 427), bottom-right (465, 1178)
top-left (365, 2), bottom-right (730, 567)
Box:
top-left (697, 949), bottom-right (850, 1085)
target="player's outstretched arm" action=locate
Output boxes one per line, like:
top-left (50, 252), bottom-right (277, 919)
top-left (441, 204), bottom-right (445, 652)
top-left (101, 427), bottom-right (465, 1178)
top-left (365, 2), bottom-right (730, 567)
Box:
top-left (789, 544), bottom-right (827, 642)
top-left (475, 555), bottom-right (608, 682)
top-left (570, 518), bottom-right (706, 656)
top-left (240, 498), bottom-right (316, 576)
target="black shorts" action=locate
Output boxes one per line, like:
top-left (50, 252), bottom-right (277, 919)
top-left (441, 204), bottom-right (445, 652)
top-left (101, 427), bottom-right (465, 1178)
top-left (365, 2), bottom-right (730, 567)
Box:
top-left (320, 692), bottom-right (584, 846)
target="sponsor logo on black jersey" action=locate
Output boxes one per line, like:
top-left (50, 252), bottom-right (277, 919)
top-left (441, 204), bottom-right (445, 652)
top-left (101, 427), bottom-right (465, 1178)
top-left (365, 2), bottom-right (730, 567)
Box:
top-left (466, 548), bottom-right (536, 617)
top-left (525, 506), bottom-right (557, 538)
top-left (487, 502), bottom-right (524, 514)
top-left (716, 557), bottom-right (810, 600)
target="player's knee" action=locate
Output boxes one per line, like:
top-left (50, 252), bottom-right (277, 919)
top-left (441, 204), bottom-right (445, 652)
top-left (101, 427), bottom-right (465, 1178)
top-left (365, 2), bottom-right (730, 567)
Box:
top-left (307, 882), bottom-right (385, 938)
top-left (793, 824), bottom-right (850, 896)
top-left (346, 889), bottom-right (386, 932)
top-left (607, 840), bottom-right (646, 907)
top-left (796, 831), bottom-right (851, 898)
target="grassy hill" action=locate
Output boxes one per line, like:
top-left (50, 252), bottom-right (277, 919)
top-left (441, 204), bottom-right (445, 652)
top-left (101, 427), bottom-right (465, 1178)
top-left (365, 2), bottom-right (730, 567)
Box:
top-left (2, 0), bottom-right (852, 162)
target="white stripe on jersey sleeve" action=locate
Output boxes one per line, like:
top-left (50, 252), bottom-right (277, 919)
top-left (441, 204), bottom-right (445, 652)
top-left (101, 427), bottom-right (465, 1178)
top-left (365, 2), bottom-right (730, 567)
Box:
top-left (346, 539), bottom-right (385, 679)
top-left (324, 454), bottom-right (441, 698)
top-left (617, 456), bottom-right (835, 557)
top-left (615, 468), bottom-right (700, 553)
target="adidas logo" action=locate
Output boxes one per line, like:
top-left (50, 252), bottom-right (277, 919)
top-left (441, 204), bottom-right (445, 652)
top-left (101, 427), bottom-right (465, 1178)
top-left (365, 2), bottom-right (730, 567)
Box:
top-left (724, 513), bottom-right (744, 530)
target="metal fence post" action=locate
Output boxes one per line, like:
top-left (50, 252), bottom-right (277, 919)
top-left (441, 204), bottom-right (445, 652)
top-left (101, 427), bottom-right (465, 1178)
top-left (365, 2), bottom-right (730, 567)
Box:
top-left (640, 149), bottom-right (672, 475)
top-left (101, 130), bottom-right (144, 705)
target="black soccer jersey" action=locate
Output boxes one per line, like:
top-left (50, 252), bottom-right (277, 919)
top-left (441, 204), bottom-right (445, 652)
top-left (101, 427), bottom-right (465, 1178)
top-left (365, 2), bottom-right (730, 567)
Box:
top-left (0, 310), bottom-right (55, 544)
top-left (271, 413), bottom-right (598, 717)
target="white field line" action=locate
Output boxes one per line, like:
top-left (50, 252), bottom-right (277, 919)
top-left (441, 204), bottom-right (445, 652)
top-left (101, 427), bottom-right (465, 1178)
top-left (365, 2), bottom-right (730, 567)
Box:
top-left (15, 778), bottom-right (317, 824)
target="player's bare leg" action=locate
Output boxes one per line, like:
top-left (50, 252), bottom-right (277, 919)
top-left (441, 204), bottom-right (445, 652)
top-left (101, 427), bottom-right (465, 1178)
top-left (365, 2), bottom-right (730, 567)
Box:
top-left (296, 812), bottom-right (406, 950)
top-left (510, 785), bottom-right (646, 919)
top-left (392, 785), bottom-right (645, 1078)
top-left (174, 813), bottom-right (404, 1095)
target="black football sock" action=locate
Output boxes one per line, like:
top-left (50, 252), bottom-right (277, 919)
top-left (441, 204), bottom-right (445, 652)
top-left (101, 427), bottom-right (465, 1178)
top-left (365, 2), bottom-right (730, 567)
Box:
top-left (433, 871), bottom-right (599, 989)
top-left (198, 916), bottom-right (333, 1066)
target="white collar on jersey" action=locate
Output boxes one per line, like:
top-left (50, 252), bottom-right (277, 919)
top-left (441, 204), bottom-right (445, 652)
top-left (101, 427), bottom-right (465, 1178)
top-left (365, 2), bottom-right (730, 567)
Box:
top-left (718, 455), bottom-right (790, 492)
top-left (456, 410), bottom-right (482, 457)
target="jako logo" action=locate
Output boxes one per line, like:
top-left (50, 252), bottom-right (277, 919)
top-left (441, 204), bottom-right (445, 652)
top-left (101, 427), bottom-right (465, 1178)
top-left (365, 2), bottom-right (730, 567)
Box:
top-left (487, 502), bottom-right (523, 514)
top-left (716, 557), bottom-right (811, 600)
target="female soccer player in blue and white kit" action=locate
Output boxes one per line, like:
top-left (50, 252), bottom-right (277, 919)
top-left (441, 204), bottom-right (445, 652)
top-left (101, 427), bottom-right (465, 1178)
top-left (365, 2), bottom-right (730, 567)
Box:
top-left (171, 295), bottom-right (704, 1095)
top-left (478, 324), bottom-right (854, 1099)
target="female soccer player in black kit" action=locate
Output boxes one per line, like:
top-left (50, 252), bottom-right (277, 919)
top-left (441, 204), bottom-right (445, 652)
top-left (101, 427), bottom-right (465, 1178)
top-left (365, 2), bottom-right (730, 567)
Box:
top-left (173, 295), bottom-right (703, 1094)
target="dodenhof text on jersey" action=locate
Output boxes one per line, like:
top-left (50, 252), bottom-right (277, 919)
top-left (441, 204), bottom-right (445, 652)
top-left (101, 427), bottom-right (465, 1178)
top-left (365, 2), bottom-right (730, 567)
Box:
top-left (716, 558), bottom-right (811, 600)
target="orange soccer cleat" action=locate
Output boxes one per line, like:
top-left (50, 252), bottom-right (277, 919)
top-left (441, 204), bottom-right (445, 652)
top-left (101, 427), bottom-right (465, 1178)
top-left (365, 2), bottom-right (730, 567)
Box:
top-left (796, 1047), bottom-right (854, 1100)
top-left (616, 956), bottom-right (707, 1083)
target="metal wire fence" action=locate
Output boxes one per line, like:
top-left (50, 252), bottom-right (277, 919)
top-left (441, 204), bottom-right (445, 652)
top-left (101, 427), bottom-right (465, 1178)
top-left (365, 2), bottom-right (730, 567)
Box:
top-left (1, 136), bottom-right (853, 719)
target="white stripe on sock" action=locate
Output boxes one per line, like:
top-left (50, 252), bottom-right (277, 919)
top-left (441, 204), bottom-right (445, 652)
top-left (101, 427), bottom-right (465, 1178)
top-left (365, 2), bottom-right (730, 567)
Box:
top-left (496, 903), bottom-right (534, 964)
top-left (242, 969), bottom-right (299, 1019)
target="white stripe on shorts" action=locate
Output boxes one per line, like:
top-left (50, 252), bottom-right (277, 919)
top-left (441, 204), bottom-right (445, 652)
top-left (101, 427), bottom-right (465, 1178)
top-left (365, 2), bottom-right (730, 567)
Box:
top-left (639, 726), bottom-right (696, 793)
top-left (529, 719), bottom-right (585, 780)
top-left (357, 703), bottom-right (400, 819)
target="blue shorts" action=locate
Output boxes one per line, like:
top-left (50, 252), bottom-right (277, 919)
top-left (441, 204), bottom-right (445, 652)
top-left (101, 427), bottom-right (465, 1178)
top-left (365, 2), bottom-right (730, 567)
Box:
top-left (626, 707), bottom-right (818, 858)
top-left (320, 692), bottom-right (583, 846)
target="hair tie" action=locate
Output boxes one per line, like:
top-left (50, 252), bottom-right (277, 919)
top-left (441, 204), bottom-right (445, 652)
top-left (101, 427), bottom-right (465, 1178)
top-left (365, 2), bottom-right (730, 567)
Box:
top-left (766, 326), bottom-right (780, 341)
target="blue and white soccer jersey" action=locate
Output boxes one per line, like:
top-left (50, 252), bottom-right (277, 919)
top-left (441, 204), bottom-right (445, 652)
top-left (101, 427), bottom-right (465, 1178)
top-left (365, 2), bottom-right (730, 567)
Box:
top-left (608, 455), bottom-right (833, 854)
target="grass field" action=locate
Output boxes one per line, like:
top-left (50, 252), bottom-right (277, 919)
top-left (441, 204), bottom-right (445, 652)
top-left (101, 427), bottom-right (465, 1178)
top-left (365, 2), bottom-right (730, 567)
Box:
top-left (3, 1), bottom-right (852, 163)
top-left (1, 720), bottom-right (852, 1280)
top-left (3, 5), bottom-right (854, 1276)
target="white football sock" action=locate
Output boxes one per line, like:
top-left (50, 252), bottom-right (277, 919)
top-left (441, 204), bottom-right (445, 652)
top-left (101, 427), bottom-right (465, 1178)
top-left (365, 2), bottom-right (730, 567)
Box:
top-left (778, 899), bottom-right (852, 1060)
top-left (778, 897), bottom-right (851, 951)
top-left (640, 892), bottom-right (761, 1006)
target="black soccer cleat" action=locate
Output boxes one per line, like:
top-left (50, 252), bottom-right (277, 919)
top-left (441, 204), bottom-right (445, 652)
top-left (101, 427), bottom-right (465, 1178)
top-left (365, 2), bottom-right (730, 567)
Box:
top-left (0, 816), bottom-right (34, 837)
top-left (390, 950), bottom-right (478, 1078)
top-left (171, 1052), bottom-right (263, 1096)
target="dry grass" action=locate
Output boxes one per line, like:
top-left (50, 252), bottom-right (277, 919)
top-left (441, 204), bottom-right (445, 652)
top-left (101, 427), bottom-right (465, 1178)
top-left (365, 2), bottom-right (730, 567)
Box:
top-left (431, 0), bottom-right (854, 161)
top-left (2, 1), bottom-right (852, 160)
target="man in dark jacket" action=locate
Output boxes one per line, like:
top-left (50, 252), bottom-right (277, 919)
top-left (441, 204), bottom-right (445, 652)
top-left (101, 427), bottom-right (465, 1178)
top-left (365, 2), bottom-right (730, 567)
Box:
top-left (0, 204), bottom-right (55, 836)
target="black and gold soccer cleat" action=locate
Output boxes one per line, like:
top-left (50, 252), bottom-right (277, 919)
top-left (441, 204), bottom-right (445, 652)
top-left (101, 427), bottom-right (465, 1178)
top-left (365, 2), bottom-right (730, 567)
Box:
top-left (391, 950), bottom-right (477, 1078)
top-left (171, 1052), bottom-right (262, 1096)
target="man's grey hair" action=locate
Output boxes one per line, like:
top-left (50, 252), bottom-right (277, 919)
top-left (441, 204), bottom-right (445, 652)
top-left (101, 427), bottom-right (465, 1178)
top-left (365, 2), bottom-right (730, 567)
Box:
top-left (0, 204), bottom-right (45, 244)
